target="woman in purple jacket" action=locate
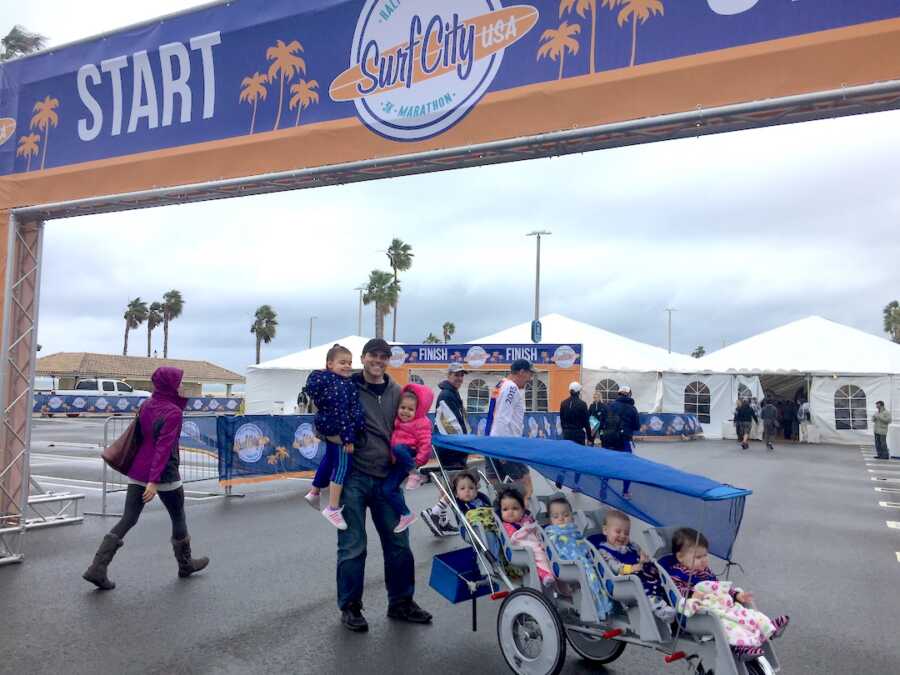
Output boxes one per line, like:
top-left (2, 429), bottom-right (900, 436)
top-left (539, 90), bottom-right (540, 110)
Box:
top-left (83, 367), bottom-right (208, 590)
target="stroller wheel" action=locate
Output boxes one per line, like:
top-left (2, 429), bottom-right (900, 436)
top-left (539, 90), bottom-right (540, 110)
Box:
top-left (497, 588), bottom-right (566, 675)
top-left (746, 657), bottom-right (776, 675)
top-left (566, 627), bottom-right (626, 664)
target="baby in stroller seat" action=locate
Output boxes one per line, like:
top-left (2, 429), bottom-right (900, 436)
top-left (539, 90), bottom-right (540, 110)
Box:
top-left (453, 471), bottom-right (493, 526)
top-left (594, 510), bottom-right (676, 621)
top-left (543, 497), bottom-right (614, 620)
top-left (496, 487), bottom-right (554, 587)
top-left (658, 527), bottom-right (790, 659)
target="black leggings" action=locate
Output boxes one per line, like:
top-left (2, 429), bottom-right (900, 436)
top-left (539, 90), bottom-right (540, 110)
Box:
top-left (111, 484), bottom-right (188, 541)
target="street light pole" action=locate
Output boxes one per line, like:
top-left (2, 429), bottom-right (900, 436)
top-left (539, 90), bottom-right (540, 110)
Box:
top-left (665, 308), bottom-right (677, 354)
top-left (354, 286), bottom-right (366, 336)
top-left (308, 315), bottom-right (318, 349)
top-left (526, 230), bottom-right (552, 321)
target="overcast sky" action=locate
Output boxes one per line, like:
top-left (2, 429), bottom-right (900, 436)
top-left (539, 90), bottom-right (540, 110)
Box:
top-left (7, 2), bottom-right (900, 380)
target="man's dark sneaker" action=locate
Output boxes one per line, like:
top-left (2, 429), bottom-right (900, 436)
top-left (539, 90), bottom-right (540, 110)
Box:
top-left (387, 599), bottom-right (433, 624)
top-left (341, 602), bottom-right (369, 632)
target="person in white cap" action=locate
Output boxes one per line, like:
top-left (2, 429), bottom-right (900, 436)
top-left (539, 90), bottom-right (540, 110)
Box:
top-left (559, 381), bottom-right (591, 445)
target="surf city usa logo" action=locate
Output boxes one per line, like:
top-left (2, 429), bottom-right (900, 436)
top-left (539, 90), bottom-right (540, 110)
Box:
top-left (330, 1), bottom-right (538, 142)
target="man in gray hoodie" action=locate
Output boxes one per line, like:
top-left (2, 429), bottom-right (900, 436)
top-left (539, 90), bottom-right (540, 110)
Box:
top-left (337, 338), bottom-right (432, 633)
top-left (873, 400), bottom-right (892, 460)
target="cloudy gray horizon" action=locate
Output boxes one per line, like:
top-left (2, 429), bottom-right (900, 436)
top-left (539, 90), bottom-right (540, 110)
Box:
top-left (9, 2), bottom-right (900, 378)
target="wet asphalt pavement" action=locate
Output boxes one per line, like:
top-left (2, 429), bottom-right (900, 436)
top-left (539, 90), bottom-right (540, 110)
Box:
top-left (2, 420), bottom-right (899, 675)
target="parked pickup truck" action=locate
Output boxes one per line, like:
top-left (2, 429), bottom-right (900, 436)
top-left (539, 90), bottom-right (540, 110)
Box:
top-left (53, 378), bottom-right (152, 398)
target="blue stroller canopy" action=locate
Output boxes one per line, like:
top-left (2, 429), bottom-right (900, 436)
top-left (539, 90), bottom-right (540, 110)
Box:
top-left (433, 435), bottom-right (751, 560)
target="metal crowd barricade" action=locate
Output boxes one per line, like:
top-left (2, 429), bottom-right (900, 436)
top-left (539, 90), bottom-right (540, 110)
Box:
top-left (90, 415), bottom-right (226, 518)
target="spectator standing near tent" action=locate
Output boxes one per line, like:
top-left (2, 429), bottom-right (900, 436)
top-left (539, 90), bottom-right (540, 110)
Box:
top-left (797, 399), bottom-right (811, 443)
top-left (782, 399), bottom-right (797, 440)
top-left (734, 399), bottom-right (757, 450)
top-left (560, 382), bottom-right (591, 445)
top-left (750, 397), bottom-right (762, 440)
top-left (873, 400), bottom-right (892, 460)
top-left (601, 385), bottom-right (641, 499)
top-left (338, 338), bottom-right (431, 632)
top-left (588, 390), bottom-right (607, 445)
top-left (421, 364), bottom-right (469, 537)
top-left (485, 359), bottom-right (535, 499)
top-left (601, 386), bottom-right (640, 452)
top-left (760, 399), bottom-right (778, 451)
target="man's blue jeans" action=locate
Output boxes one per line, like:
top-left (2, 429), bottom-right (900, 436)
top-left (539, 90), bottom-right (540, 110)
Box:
top-left (337, 469), bottom-right (415, 610)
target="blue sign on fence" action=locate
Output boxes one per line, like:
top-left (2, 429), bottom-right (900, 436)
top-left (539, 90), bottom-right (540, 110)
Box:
top-left (33, 393), bottom-right (241, 415)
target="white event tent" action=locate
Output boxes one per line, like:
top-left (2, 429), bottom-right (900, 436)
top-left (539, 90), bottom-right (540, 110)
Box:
top-left (244, 335), bottom-right (374, 414)
top-left (696, 316), bottom-right (900, 445)
top-left (475, 314), bottom-right (762, 439)
top-left (242, 315), bottom-right (765, 440)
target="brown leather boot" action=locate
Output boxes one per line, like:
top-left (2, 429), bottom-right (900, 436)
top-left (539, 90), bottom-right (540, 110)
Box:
top-left (82, 533), bottom-right (123, 590)
top-left (171, 536), bottom-right (209, 578)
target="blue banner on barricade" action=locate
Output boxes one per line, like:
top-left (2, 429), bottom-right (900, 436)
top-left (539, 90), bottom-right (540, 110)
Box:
top-left (218, 415), bottom-right (325, 486)
top-left (215, 411), bottom-right (701, 485)
top-left (639, 413), bottom-right (703, 438)
top-left (180, 415), bottom-right (219, 453)
top-left (33, 393), bottom-right (241, 415)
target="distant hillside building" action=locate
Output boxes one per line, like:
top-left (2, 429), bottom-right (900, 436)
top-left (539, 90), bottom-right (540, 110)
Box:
top-left (35, 353), bottom-right (244, 397)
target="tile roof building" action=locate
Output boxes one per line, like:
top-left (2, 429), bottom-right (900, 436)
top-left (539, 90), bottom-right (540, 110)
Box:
top-left (36, 353), bottom-right (244, 397)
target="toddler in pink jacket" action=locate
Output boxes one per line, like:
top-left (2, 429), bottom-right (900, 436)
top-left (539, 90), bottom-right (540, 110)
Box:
top-left (385, 383), bottom-right (434, 533)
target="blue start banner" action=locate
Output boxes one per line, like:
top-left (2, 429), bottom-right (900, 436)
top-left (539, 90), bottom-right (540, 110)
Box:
top-left (2, 1), bottom-right (900, 176)
top-left (33, 393), bottom-right (242, 415)
top-left (216, 411), bottom-right (701, 485)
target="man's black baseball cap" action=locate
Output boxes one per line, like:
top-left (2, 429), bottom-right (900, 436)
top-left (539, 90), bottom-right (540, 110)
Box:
top-left (510, 358), bottom-right (536, 373)
top-left (362, 338), bottom-right (391, 356)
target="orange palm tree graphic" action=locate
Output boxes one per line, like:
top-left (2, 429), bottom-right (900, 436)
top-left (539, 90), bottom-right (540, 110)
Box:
top-left (30, 96), bottom-right (59, 170)
top-left (617, 0), bottom-right (664, 66)
top-left (239, 72), bottom-right (269, 134)
top-left (289, 79), bottom-right (319, 126)
top-left (561, 0), bottom-right (620, 74)
top-left (16, 133), bottom-right (40, 172)
top-left (537, 22), bottom-right (581, 80)
top-left (266, 40), bottom-right (306, 131)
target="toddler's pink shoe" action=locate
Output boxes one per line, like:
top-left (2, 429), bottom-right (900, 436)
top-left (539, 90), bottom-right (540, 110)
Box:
top-left (394, 513), bottom-right (417, 533)
top-left (304, 490), bottom-right (321, 508)
top-left (405, 473), bottom-right (425, 491)
top-left (322, 506), bottom-right (348, 530)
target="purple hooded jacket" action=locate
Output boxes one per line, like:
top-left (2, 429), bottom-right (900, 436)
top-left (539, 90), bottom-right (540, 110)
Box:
top-left (126, 367), bottom-right (188, 484)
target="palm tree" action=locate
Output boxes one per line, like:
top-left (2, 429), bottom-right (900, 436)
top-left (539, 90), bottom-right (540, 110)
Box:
top-left (538, 22), bottom-right (581, 80)
top-left (442, 321), bottom-right (456, 344)
top-left (289, 79), bottom-right (319, 126)
top-left (239, 73), bottom-right (268, 134)
top-left (423, 333), bottom-right (441, 344)
top-left (363, 270), bottom-right (399, 340)
top-left (385, 238), bottom-right (413, 341)
top-left (250, 305), bottom-right (278, 364)
top-left (30, 96), bottom-right (59, 170)
top-left (266, 39), bottom-right (306, 131)
top-left (16, 133), bottom-right (40, 171)
top-left (123, 297), bottom-right (149, 356)
top-left (146, 302), bottom-right (163, 357)
top-left (883, 301), bottom-right (900, 343)
top-left (617, 0), bottom-right (664, 66)
top-left (1, 25), bottom-right (46, 61)
top-left (161, 290), bottom-right (184, 358)
top-left (691, 345), bottom-right (706, 359)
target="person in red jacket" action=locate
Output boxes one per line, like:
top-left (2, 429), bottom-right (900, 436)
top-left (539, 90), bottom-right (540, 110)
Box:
top-left (386, 383), bottom-right (434, 534)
